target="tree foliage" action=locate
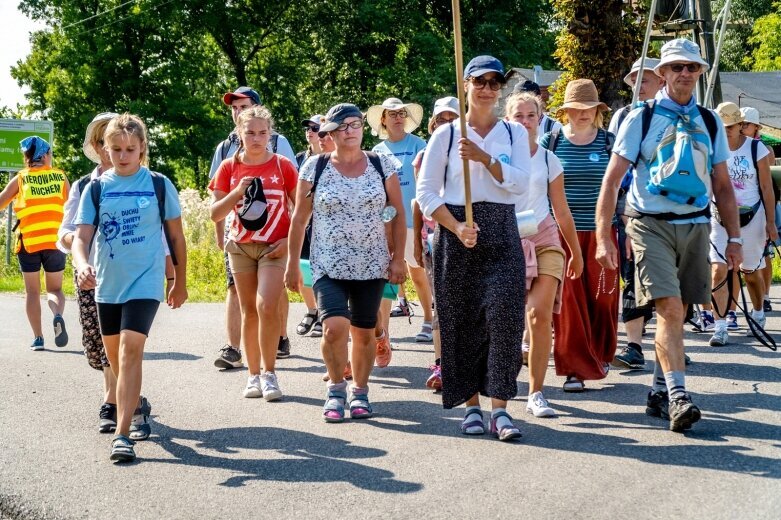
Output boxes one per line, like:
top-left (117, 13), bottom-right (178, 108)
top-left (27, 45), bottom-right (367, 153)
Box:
top-left (715, 0), bottom-right (775, 72)
top-left (12, 0), bottom-right (556, 189)
top-left (549, 0), bottom-right (643, 114)
top-left (747, 1), bottom-right (781, 70)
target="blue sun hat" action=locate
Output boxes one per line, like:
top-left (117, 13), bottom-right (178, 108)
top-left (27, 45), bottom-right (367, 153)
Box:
top-left (20, 136), bottom-right (51, 162)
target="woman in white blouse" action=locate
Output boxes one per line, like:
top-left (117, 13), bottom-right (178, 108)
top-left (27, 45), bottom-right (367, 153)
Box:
top-left (285, 103), bottom-right (406, 423)
top-left (417, 55), bottom-right (532, 441)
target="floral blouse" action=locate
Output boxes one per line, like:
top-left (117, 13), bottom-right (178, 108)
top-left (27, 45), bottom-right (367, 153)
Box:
top-left (300, 152), bottom-right (399, 284)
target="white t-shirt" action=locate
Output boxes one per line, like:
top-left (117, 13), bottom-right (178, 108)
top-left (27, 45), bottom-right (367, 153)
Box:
top-left (516, 147), bottom-right (563, 224)
top-left (727, 137), bottom-right (769, 207)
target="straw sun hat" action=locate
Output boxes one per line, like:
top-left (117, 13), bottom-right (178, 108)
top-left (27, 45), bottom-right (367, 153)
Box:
top-left (556, 79), bottom-right (608, 116)
top-left (82, 112), bottom-right (119, 164)
top-left (366, 97), bottom-right (423, 139)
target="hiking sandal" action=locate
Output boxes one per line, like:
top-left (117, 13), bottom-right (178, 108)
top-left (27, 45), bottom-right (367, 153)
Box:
top-left (296, 310), bottom-right (318, 336)
top-left (461, 409), bottom-right (485, 435)
top-left (110, 435), bottom-right (136, 463)
top-left (323, 390), bottom-right (347, 423)
top-left (489, 411), bottom-right (522, 442)
top-left (349, 393), bottom-right (373, 419)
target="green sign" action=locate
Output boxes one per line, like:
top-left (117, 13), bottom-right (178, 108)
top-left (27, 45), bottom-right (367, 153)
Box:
top-left (0, 119), bottom-right (54, 172)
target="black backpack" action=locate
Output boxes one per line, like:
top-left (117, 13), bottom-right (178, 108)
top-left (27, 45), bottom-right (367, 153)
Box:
top-left (87, 171), bottom-right (177, 265)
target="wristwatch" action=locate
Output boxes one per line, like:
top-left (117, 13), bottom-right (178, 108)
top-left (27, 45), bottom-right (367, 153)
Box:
top-left (487, 156), bottom-right (497, 168)
top-left (728, 237), bottom-right (744, 246)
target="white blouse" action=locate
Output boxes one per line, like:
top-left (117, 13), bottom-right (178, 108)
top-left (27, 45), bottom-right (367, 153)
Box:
top-left (416, 118), bottom-right (532, 219)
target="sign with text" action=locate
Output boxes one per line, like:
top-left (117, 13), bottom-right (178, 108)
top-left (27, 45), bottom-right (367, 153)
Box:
top-left (0, 119), bottom-right (54, 172)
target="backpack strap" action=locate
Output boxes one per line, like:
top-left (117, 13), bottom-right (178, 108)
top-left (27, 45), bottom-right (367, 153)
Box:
top-left (219, 138), bottom-right (232, 162)
top-left (86, 177), bottom-right (102, 252)
top-left (751, 138), bottom-right (760, 176)
top-left (502, 120), bottom-right (513, 146)
top-left (633, 100), bottom-right (656, 167)
top-left (364, 151), bottom-right (388, 201)
top-left (150, 171), bottom-right (177, 266)
top-left (544, 116), bottom-right (554, 134)
top-left (615, 105), bottom-right (632, 132)
top-left (696, 106), bottom-right (719, 146)
top-left (307, 153), bottom-right (332, 198)
top-left (443, 122), bottom-right (455, 188)
top-left (77, 174), bottom-right (91, 195)
top-left (271, 134), bottom-right (279, 154)
top-left (546, 129), bottom-right (561, 154)
top-left (603, 129), bottom-right (616, 154)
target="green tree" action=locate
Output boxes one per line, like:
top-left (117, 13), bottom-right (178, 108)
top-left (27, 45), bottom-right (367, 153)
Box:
top-left (715, 0), bottom-right (775, 72)
top-left (747, 2), bottom-right (781, 70)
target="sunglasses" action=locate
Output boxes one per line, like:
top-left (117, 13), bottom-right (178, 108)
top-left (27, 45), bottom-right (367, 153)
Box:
top-left (469, 76), bottom-right (504, 91)
top-left (336, 120), bottom-right (363, 132)
top-left (385, 110), bottom-right (408, 119)
top-left (669, 63), bottom-right (701, 73)
top-left (306, 125), bottom-right (320, 132)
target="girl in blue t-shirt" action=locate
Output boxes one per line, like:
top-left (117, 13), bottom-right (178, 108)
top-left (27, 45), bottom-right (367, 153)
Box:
top-left (72, 114), bottom-right (188, 463)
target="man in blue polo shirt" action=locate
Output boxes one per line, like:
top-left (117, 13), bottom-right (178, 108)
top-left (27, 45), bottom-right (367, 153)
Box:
top-left (595, 39), bottom-right (742, 432)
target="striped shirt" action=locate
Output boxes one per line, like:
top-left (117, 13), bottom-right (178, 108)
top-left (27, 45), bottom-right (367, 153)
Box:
top-left (540, 129), bottom-right (613, 231)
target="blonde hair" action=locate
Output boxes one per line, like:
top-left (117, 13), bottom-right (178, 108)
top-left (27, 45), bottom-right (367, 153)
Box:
top-left (504, 92), bottom-right (542, 119)
top-left (90, 119), bottom-right (112, 149)
top-left (235, 105), bottom-right (275, 160)
top-left (104, 113), bottom-right (149, 166)
top-left (559, 108), bottom-right (605, 129)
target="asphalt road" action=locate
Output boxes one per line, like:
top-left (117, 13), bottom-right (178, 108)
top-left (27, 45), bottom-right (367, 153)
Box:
top-left (1, 292), bottom-right (780, 520)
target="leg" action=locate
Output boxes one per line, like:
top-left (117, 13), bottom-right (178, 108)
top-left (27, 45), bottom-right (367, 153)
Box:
top-left (527, 275), bottom-right (558, 394)
top-left (103, 335), bottom-right (120, 379)
top-left (710, 262), bottom-right (729, 318)
top-left (104, 366), bottom-right (117, 404)
top-left (322, 317), bottom-right (350, 383)
top-left (349, 326), bottom-right (375, 388)
top-left (278, 288), bottom-right (289, 338)
top-left (22, 271), bottom-right (43, 338)
top-left (744, 270), bottom-right (766, 312)
top-left (624, 317), bottom-right (644, 346)
top-left (114, 330), bottom-right (147, 437)
top-left (375, 298), bottom-right (391, 337)
top-left (653, 297), bottom-right (686, 373)
top-left (257, 266), bottom-right (284, 373)
top-left (301, 285), bottom-right (317, 311)
top-left (408, 265), bottom-right (433, 322)
top-left (233, 271), bottom-right (260, 375)
top-left (43, 270), bottom-right (65, 317)
top-left (226, 285), bottom-right (241, 348)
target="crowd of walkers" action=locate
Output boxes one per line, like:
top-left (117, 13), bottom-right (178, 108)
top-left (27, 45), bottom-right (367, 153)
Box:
top-left (2, 37), bottom-right (779, 462)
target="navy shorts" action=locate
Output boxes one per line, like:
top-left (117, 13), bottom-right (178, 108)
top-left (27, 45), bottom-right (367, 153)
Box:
top-left (97, 299), bottom-right (160, 336)
top-left (17, 242), bottom-right (66, 273)
top-left (313, 276), bottom-right (386, 329)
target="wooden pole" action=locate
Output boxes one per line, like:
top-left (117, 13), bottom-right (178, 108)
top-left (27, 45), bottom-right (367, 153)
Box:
top-left (451, 0), bottom-right (473, 227)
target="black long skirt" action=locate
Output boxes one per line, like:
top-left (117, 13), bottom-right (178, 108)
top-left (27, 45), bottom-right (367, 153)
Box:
top-left (433, 202), bottom-right (526, 409)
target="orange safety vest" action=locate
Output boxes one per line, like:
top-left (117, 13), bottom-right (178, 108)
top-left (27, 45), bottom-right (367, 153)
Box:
top-left (13, 166), bottom-right (68, 253)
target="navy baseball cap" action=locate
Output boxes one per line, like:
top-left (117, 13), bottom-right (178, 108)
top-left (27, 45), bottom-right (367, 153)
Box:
top-left (463, 55), bottom-right (506, 81)
top-left (514, 80), bottom-right (541, 96)
top-left (318, 103), bottom-right (363, 136)
top-left (222, 86), bottom-right (261, 106)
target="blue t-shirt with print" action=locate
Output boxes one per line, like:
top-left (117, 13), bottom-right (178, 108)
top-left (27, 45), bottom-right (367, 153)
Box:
top-left (373, 133), bottom-right (426, 228)
top-left (75, 167), bottom-right (181, 304)
top-left (613, 96), bottom-right (730, 223)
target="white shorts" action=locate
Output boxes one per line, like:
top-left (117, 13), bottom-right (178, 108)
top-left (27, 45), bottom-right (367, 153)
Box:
top-left (404, 227), bottom-right (421, 268)
top-left (709, 205), bottom-right (767, 271)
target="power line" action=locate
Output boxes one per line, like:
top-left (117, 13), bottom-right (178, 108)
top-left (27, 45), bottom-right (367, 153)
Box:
top-left (61, 0), bottom-right (138, 30)
top-left (72, 0), bottom-right (178, 37)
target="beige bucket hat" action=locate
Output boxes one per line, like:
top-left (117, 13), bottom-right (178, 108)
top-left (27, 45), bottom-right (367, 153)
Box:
top-left (716, 102), bottom-right (744, 126)
top-left (557, 79), bottom-right (608, 114)
top-left (366, 97), bottom-right (423, 139)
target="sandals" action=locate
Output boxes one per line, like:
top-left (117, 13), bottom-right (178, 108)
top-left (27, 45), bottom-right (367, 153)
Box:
top-left (311, 321), bottom-right (323, 338)
top-left (489, 411), bottom-right (522, 442)
top-left (415, 322), bottom-right (433, 343)
top-left (349, 392), bottom-right (373, 419)
top-left (563, 376), bottom-right (585, 393)
top-left (461, 409), bottom-right (485, 435)
top-left (323, 389), bottom-right (347, 423)
top-left (110, 435), bottom-right (136, 463)
top-left (129, 396), bottom-right (152, 441)
top-left (296, 310), bottom-right (318, 336)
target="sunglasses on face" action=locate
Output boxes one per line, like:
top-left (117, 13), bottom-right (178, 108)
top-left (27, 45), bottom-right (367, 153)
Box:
top-left (669, 63), bottom-right (701, 73)
top-left (306, 125), bottom-right (320, 132)
top-left (386, 110), bottom-right (408, 119)
top-left (469, 76), bottom-right (504, 91)
top-left (336, 120), bottom-right (363, 132)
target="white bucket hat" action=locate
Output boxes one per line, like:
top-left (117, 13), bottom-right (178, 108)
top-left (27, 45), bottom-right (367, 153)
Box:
top-left (740, 107), bottom-right (761, 126)
top-left (366, 97), bottom-right (423, 139)
top-left (624, 58), bottom-right (661, 86)
top-left (433, 96), bottom-right (459, 117)
top-left (654, 38), bottom-right (709, 74)
top-left (83, 112), bottom-right (119, 163)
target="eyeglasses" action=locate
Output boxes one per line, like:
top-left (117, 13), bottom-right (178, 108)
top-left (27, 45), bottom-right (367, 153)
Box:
top-left (385, 110), bottom-right (408, 119)
top-left (306, 125), bottom-right (320, 132)
top-left (435, 115), bottom-right (457, 125)
top-left (336, 120), bottom-right (363, 132)
top-left (469, 76), bottom-right (504, 91)
top-left (669, 63), bottom-right (701, 73)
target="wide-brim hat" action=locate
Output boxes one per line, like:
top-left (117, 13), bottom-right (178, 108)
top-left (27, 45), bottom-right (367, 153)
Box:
top-left (624, 58), bottom-right (661, 86)
top-left (716, 102), bottom-right (744, 126)
top-left (83, 112), bottom-right (119, 163)
top-left (557, 79), bottom-right (608, 114)
top-left (740, 107), bottom-right (761, 126)
top-left (366, 97), bottom-right (423, 139)
top-left (654, 38), bottom-right (709, 74)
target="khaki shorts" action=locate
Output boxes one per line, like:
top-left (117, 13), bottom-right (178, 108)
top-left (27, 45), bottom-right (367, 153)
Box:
top-left (536, 246), bottom-right (565, 281)
top-left (627, 217), bottom-right (711, 306)
top-left (225, 240), bottom-right (286, 273)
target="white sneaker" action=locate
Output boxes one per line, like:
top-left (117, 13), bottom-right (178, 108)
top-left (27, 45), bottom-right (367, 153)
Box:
top-left (709, 329), bottom-right (729, 347)
top-left (243, 375), bottom-right (262, 398)
top-left (527, 391), bottom-right (556, 417)
top-left (746, 314), bottom-right (767, 336)
top-left (260, 372), bottom-right (283, 401)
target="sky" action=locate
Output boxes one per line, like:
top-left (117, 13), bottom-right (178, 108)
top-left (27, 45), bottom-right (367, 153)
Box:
top-left (0, 3), bottom-right (45, 109)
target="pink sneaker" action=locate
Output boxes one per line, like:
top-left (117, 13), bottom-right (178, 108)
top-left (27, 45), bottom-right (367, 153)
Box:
top-left (426, 364), bottom-right (442, 390)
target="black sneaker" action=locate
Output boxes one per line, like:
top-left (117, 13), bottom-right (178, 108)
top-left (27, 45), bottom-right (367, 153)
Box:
top-left (214, 345), bottom-right (243, 369)
top-left (645, 390), bottom-right (670, 420)
top-left (277, 336), bottom-right (291, 359)
top-left (763, 299), bottom-right (773, 312)
top-left (668, 394), bottom-right (701, 432)
top-left (612, 342), bottom-right (646, 370)
top-left (99, 402), bottom-right (117, 433)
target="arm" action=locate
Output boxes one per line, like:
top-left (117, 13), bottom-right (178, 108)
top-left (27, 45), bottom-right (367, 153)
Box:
top-left (284, 179), bottom-right (314, 292)
top-left (72, 224), bottom-right (97, 290)
top-left (595, 153), bottom-right (632, 270)
top-left (412, 200), bottom-right (424, 267)
top-left (164, 217), bottom-right (188, 308)
top-left (549, 176), bottom-right (583, 279)
top-left (458, 124), bottom-right (531, 192)
top-left (0, 175), bottom-right (19, 210)
top-left (210, 177), bottom-right (252, 222)
top-left (711, 162), bottom-right (743, 270)
top-left (758, 155), bottom-right (778, 243)
top-left (57, 181), bottom-right (82, 252)
top-left (383, 173), bottom-right (407, 285)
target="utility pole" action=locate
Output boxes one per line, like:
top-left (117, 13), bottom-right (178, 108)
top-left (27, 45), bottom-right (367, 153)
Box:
top-left (693, 0), bottom-right (723, 105)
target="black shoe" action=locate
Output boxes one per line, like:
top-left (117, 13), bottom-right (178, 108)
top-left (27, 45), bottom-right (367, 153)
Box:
top-left (98, 402), bottom-right (117, 433)
top-left (612, 342), bottom-right (646, 370)
top-left (763, 299), bottom-right (773, 313)
top-left (277, 336), bottom-right (291, 359)
top-left (214, 345), bottom-right (243, 369)
top-left (668, 394), bottom-right (701, 432)
top-left (645, 390), bottom-right (670, 420)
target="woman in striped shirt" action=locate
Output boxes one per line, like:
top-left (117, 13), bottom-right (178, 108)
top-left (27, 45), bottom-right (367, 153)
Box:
top-left (539, 79), bottom-right (618, 393)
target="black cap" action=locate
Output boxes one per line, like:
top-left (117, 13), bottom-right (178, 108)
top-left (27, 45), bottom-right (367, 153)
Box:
top-left (514, 80), bottom-right (541, 96)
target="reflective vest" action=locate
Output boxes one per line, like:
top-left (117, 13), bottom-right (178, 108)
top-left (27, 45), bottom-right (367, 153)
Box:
top-left (14, 166), bottom-right (68, 253)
